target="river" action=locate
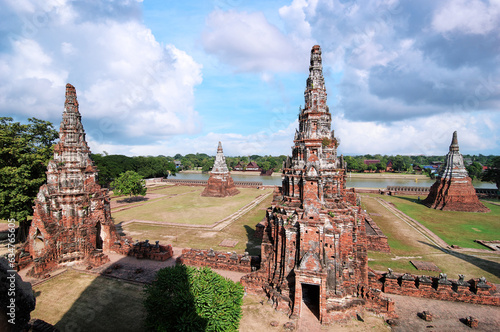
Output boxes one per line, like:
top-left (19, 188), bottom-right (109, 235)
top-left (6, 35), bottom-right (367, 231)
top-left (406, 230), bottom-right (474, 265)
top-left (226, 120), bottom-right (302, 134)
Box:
top-left (168, 172), bottom-right (496, 189)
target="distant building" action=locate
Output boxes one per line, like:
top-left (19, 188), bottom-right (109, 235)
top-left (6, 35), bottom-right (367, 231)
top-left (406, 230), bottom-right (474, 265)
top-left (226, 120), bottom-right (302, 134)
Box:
top-left (245, 161), bottom-right (261, 171)
top-left (386, 160), bottom-right (393, 172)
top-left (233, 161), bottom-right (246, 171)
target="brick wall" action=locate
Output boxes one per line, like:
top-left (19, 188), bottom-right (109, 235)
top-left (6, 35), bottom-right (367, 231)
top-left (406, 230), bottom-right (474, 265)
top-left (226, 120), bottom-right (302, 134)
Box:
top-left (365, 217), bottom-right (391, 253)
top-left (369, 270), bottom-right (500, 306)
top-left (127, 240), bottom-right (173, 261)
top-left (177, 248), bottom-right (256, 273)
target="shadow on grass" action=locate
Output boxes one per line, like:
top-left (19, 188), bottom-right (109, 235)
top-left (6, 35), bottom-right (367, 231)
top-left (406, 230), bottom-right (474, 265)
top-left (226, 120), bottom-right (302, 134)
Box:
top-left (244, 225), bottom-right (262, 256)
top-left (117, 196), bottom-right (149, 204)
top-left (54, 258), bottom-right (204, 332)
top-left (391, 196), bottom-right (427, 205)
top-left (418, 241), bottom-right (500, 279)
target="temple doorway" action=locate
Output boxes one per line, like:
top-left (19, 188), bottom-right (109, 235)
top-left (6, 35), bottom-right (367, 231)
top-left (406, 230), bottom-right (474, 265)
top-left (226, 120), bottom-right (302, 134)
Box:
top-left (95, 221), bottom-right (103, 250)
top-left (301, 283), bottom-right (320, 320)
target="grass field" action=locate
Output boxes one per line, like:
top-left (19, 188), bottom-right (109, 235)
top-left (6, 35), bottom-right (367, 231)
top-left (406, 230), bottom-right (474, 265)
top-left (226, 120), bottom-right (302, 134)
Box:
top-left (112, 187), bottom-right (269, 226)
top-left (121, 189), bottom-right (272, 256)
top-left (361, 195), bottom-right (500, 283)
top-left (381, 195), bottom-right (500, 249)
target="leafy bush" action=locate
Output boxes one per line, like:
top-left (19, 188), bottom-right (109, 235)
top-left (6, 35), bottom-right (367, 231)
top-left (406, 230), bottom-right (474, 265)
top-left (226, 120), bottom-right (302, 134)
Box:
top-left (144, 265), bottom-right (244, 331)
top-left (111, 170), bottom-right (147, 200)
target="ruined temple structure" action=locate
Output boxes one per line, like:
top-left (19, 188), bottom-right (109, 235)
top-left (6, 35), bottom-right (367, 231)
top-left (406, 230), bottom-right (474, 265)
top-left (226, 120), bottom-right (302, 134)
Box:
top-left (16, 84), bottom-right (131, 276)
top-left (242, 46), bottom-right (392, 323)
top-left (423, 131), bottom-right (489, 212)
top-left (201, 141), bottom-right (240, 197)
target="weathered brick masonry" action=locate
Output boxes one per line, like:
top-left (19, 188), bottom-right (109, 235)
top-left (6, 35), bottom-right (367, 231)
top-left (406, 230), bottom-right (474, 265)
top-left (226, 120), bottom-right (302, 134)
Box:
top-left (369, 270), bottom-right (500, 306)
top-left (128, 240), bottom-right (173, 261)
top-left (16, 84), bottom-right (131, 276)
top-left (241, 45), bottom-right (394, 323)
top-left (178, 248), bottom-right (255, 273)
top-left (423, 131), bottom-right (489, 212)
top-left (364, 217), bottom-right (391, 253)
top-left (201, 142), bottom-right (240, 197)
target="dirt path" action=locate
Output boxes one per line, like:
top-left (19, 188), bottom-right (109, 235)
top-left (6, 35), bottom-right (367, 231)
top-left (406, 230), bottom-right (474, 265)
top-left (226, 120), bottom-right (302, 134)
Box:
top-left (375, 197), bottom-right (450, 249)
top-left (389, 293), bottom-right (500, 331)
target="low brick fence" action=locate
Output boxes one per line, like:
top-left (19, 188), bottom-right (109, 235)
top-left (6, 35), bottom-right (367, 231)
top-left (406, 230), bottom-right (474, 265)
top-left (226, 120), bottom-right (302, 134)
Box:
top-left (369, 270), bottom-right (500, 306)
top-left (177, 248), bottom-right (258, 273)
top-left (365, 217), bottom-right (391, 253)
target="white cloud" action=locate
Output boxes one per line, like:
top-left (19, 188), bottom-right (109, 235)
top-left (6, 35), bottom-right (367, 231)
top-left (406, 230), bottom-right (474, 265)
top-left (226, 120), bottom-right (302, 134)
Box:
top-left (202, 9), bottom-right (307, 73)
top-left (334, 111), bottom-right (499, 155)
top-left (432, 0), bottom-right (500, 35)
top-left (0, 0), bottom-right (203, 146)
top-left (88, 119), bottom-right (298, 157)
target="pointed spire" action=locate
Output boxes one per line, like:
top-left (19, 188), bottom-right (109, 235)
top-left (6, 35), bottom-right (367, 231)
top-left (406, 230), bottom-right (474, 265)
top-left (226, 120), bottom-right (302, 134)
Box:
top-left (449, 131), bottom-right (459, 152)
top-left (57, 84), bottom-right (89, 155)
top-left (211, 141), bottom-right (229, 174)
top-left (304, 45), bottom-right (327, 113)
top-left (64, 83), bottom-right (79, 114)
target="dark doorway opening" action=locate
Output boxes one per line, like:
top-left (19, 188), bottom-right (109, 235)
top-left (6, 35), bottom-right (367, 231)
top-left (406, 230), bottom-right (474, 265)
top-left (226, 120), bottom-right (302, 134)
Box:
top-left (95, 221), bottom-right (103, 250)
top-left (302, 283), bottom-right (320, 320)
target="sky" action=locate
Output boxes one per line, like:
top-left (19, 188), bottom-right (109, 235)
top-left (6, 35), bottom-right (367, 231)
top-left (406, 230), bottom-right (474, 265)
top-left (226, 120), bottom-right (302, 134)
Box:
top-left (0, 0), bottom-right (499, 157)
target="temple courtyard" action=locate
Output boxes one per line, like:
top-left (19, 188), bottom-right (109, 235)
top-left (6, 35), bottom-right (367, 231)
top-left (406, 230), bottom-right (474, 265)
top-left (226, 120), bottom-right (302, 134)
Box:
top-left (9, 185), bottom-right (498, 331)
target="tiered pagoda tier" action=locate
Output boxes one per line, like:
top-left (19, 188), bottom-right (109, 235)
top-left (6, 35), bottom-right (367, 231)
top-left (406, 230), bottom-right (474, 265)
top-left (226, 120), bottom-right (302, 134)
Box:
top-left (242, 45), bottom-right (375, 323)
top-left (201, 142), bottom-right (239, 197)
top-left (423, 131), bottom-right (489, 212)
top-left (17, 84), bottom-right (130, 276)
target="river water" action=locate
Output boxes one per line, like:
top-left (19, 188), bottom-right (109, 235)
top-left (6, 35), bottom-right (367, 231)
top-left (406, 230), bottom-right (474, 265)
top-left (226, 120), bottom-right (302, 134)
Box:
top-left (169, 172), bottom-right (496, 189)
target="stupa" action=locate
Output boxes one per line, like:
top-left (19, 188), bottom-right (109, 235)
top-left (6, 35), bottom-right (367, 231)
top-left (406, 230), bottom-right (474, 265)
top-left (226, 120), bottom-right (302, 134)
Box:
top-left (17, 84), bottom-right (130, 276)
top-left (201, 142), bottom-right (240, 197)
top-left (423, 131), bottom-right (489, 212)
top-left (242, 45), bottom-right (376, 323)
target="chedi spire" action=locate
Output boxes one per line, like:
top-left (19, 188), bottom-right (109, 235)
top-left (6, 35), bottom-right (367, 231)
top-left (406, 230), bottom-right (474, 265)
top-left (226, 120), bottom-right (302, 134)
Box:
top-left (201, 141), bottom-right (239, 197)
top-left (423, 131), bottom-right (489, 212)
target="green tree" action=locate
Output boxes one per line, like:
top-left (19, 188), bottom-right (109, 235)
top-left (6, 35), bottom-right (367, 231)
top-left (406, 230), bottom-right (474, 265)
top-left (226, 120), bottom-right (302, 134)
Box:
top-left (144, 265), bottom-right (244, 332)
top-left (111, 170), bottom-right (147, 201)
top-left (466, 161), bottom-right (483, 180)
top-left (0, 117), bottom-right (58, 240)
top-left (482, 156), bottom-right (500, 189)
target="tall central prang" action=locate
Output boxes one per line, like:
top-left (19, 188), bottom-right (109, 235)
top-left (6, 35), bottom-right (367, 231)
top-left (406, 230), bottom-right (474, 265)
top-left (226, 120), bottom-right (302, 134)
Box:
top-left (242, 46), bottom-right (372, 323)
top-left (283, 45), bottom-right (353, 213)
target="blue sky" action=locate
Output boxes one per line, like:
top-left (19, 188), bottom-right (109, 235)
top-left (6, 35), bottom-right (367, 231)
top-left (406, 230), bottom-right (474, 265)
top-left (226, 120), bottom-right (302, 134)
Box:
top-left (1, 0), bottom-right (499, 157)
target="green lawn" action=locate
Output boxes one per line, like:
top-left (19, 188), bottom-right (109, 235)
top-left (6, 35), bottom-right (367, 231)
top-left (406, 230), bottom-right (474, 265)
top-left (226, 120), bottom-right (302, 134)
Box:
top-left (361, 194), bottom-right (500, 282)
top-left (383, 195), bottom-right (500, 249)
top-left (112, 187), bottom-right (270, 225)
top-left (122, 191), bottom-right (271, 256)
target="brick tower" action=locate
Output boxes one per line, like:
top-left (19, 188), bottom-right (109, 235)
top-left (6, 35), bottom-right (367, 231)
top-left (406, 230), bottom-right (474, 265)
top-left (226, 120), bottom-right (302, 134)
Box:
top-left (17, 84), bottom-right (129, 276)
top-left (242, 45), bottom-right (371, 323)
top-left (201, 141), bottom-right (239, 197)
top-left (423, 131), bottom-right (489, 212)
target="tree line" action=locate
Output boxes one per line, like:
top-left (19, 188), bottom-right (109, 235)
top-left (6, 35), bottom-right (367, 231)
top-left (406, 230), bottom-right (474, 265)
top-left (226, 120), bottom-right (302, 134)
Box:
top-left (91, 154), bottom-right (177, 187)
top-left (175, 153), bottom-right (288, 173)
top-left (343, 154), bottom-right (498, 177)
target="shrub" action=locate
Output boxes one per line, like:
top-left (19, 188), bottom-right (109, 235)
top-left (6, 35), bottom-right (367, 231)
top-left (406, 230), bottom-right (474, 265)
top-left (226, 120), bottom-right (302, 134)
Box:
top-left (144, 265), bottom-right (244, 331)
